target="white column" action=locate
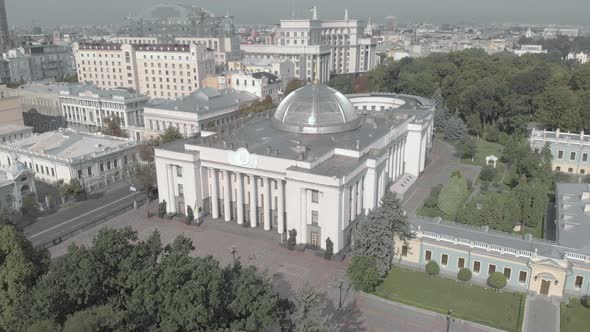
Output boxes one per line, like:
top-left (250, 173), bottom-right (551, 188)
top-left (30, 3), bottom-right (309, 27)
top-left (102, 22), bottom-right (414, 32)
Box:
top-left (249, 174), bottom-right (257, 227)
top-left (400, 140), bottom-right (405, 175)
top-left (236, 173), bottom-right (244, 225)
top-left (211, 168), bottom-right (219, 219)
top-left (223, 170), bottom-right (231, 222)
top-left (357, 178), bottom-right (363, 216)
top-left (389, 148), bottom-right (394, 178)
top-left (167, 165), bottom-right (176, 212)
top-left (278, 179), bottom-right (285, 234)
top-left (263, 177), bottom-right (271, 231)
top-left (351, 182), bottom-right (358, 220)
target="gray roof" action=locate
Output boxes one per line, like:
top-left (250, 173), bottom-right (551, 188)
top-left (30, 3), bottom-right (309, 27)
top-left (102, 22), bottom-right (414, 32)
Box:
top-left (410, 217), bottom-right (573, 260)
top-left (3, 129), bottom-right (135, 161)
top-left (252, 72), bottom-right (280, 84)
top-left (555, 183), bottom-right (590, 253)
top-left (16, 82), bottom-right (73, 95)
top-left (0, 125), bottom-right (32, 135)
top-left (60, 84), bottom-right (148, 101)
top-left (288, 155), bottom-right (361, 177)
top-left (147, 88), bottom-right (257, 116)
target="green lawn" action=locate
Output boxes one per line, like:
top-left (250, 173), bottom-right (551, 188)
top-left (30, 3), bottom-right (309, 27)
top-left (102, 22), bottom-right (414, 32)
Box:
top-left (561, 299), bottom-right (590, 332)
top-left (460, 137), bottom-right (504, 167)
top-left (374, 266), bottom-right (526, 332)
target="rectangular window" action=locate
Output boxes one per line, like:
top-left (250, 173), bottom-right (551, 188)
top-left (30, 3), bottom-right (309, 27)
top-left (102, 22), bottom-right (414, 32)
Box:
top-left (575, 276), bottom-right (584, 288)
top-left (488, 264), bottom-right (496, 275)
top-left (312, 190), bottom-right (319, 203)
top-left (78, 169), bottom-right (83, 179)
top-left (107, 161), bottom-right (111, 170)
top-left (100, 163), bottom-right (105, 172)
top-left (425, 250), bottom-right (432, 262)
top-left (176, 166), bottom-right (182, 177)
top-left (441, 254), bottom-right (448, 266)
top-left (458, 257), bottom-right (465, 269)
top-left (114, 159), bottom-right (118, 168)
top-left (503, 267), bottom-right (512, 280)
top-left (87, 167), bottom-right (92, 176)
top-left (401, 245), bottom-right (408, 257)
top-left (568, 168), bottom-right (574, 173)
top-left (519, 271), bottom-right (527, 283)
top-left (178, 184), bottom-right (184, 196)
top-left (558, 150), bottom-right (564, 159)
top-left (311, 211), bottom-right (318, 225)
top-left (583, 153), bottom-right (588, 162)
top-left (570, 152), bottom-right (576, 160)
top-left (473, 261), bottom-right (481, 273)
top-left (556, 166), bottom-right (561, 171)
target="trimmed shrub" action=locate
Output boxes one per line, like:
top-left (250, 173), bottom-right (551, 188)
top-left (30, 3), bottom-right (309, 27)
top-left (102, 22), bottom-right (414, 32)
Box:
top-left (479, 166), bottom-right (498, 182)
top-left (487, 272), bottom-right (507, 290)
top-left (425, 261), bottom-right (440, 276)
top-left (324, 237), bottom-right (333, 260)
top-left (457, 268), bottom-right (472, 282)
top-left (287, 229), bottom-right (297, 250)
top-left (348, 256), bottom-right (383, 292)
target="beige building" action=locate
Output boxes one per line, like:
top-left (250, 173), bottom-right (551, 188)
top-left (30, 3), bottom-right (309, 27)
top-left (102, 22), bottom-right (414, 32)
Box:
top-left (73, 42), bottom-right (215, 99)
top-left (0, 96), bottom-right (24, 126)
top-left (228, 58), bottom-right (295, 81)
top-left (174, 37), bottom-right (240, 67)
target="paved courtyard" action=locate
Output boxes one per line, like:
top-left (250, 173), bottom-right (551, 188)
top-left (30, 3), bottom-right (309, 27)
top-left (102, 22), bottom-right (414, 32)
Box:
top-left (523, 295), bottom-right (559, 332)
top-left (50, 202), bottom-right (503, 332)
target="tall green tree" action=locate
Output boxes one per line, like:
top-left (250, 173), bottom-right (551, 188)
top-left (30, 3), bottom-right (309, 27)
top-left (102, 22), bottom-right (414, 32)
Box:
top-left (534, 85), bottom-right (581, 131)
top-left (101, 116), bottom-right (124, 137)
top-left (160, 126), bottom-right (184, 144)
top-left (291, 287), bottom-right (328, 332)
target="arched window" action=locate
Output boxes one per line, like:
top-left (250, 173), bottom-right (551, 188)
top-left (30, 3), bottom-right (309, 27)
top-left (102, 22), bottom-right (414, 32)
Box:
top-left (21, 185), bottom-right (30, 195)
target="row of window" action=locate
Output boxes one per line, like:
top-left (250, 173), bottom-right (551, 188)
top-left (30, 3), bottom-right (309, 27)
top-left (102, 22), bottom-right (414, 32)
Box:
top-left (555, 166), bottom-right (587, 174)
top-left (557, 150), bottom-right (589, 162)
top-left (77, 157), bottom-right (129, 178)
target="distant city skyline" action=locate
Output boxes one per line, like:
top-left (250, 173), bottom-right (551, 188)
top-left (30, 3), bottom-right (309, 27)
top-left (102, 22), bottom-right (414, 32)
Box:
top-left (5, 0), bottom-right (590, 27)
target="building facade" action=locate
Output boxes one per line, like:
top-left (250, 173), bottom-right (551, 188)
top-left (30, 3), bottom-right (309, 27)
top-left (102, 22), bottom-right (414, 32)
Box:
top-left (0, 129), bottom-right (138, 192)
top-left (59, 84), bottom-right (149, 132)
top-left (4, 44), bottom-right (75, 82)
top-left (223, 72), bottom-right (283, 103)
top-left (73, 42), bottom-right (215, 99)
top-left (0, 161), bottom-right (37, 212)
top-left (154, 86), bottom-right (434, 252)
top-left (0, 125), bottom-right (33, 144)
top-left (129, 87), bottom-right (257, 142)
top-left (175, 37), bottom-right (240, 67)
top-left (529, 128), bottom-right (590, 175)
top-left (227, 58), bottom-right (295, 81)
top-left (0, 0), bottom-right (9, 52)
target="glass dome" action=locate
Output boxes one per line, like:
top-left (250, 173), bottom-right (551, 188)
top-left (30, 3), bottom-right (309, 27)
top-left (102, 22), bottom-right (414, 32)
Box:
top-left (273, 85), bottom-right (361, 134)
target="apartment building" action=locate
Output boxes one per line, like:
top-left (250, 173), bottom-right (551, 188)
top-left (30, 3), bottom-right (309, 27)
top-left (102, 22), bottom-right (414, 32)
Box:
top-left (73, 42), bottom-right (215, 99)
top-left (228, 57), bottom-right (295, 81)
top-left (4, 44), bottom-right (75, 82)
top-left (174, 37), bottom-right (240, 67)
top-left (59, 84), bottom-right (149, 132)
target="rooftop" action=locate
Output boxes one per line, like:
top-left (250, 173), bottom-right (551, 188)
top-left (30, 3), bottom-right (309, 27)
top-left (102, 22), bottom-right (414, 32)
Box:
top-left (0, 125), bottom-right (33, 136)
top-left (60, 84), bottom-right (147, 102)
top-left (147, 88), bottom-right (257, 116)
top-left (555, 183), bottom-right (590, 253)
top-left (2, 129), bottom-right (136, 162)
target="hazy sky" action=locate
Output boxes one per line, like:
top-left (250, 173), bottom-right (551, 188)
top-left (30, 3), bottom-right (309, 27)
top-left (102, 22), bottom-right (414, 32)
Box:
top-left (6, 0), bottom-right (590, 27)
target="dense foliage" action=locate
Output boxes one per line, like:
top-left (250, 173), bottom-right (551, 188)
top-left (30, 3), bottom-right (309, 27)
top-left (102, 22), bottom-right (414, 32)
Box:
top-left (369, 49), bottom-right (590, 134)
top-left (425, 261), bottom-right (440, 276)
top-left (437, 172), bottom-right (469, 219)
top-left (457, 268), bottom-right (472, 282)
top-left (0, 226), bottom-right (281, 331)
top-left (487, 272), bottom-right (508, 290)
top-left (347, 256), bottom-right (382, 293)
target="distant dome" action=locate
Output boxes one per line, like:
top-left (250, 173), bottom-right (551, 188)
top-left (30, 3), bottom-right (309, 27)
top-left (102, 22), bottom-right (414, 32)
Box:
top-left (273, 85), bottom-right (361, 134)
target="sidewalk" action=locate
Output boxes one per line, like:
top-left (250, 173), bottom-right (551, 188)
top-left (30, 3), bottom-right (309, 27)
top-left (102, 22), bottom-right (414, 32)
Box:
top-left (522, 294), bottom-right (559, 332)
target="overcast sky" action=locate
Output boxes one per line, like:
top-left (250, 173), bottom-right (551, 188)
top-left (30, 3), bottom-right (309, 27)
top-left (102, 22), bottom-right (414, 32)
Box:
top-left (6, 0), bottom-right (590, 27)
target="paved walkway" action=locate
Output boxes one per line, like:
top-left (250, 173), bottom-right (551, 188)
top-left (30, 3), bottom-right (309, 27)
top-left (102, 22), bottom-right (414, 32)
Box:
top-left (50, 203), bottom-right (507, 332)
top-left (522, 295), bottom-right (559, 332)
top-left (403, 138), bottom-right (481, 216)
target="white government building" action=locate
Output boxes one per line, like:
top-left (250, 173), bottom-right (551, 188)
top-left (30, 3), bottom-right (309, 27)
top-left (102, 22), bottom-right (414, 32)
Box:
top-left (155, 85), bottom-right (433, 251)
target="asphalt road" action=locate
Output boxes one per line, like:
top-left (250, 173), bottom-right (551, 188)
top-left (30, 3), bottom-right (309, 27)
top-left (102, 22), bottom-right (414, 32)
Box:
top-left (24, 182), bottom-right (145, 247)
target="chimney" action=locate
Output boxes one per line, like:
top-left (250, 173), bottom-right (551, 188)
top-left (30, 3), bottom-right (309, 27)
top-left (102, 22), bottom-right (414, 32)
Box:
top-left (524, 233), bottom-right (533, 241)
top-left (480, 225), bottom-right (489, 232)
top-left (298, 151), bottom-right (305, 161)
top-left (356, 139), bottom-right (360, 150)
top-left (581, 130), bottom-right (585, 142)
top-left (230, 143), bottom-right (235, 150)
top-left (273, 149), bottom-right (279, 157)
top-left (266, 146), bottom-right (272, 154)
top-left (555, 128), bottom-right (560, 139)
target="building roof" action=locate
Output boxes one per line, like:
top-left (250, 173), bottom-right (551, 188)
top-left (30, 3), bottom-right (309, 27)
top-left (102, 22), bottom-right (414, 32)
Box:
top-left (0, 125), bottom-right (32, 136)
top-left (273, 85), bottom-right (361, 135)
top-left (147, 88), bottom-right (257, 116)
top-left (251, 72), bottom-right (280, 84)
top-left (555, 183), bottom-right (590, 253)
top-left (16, 82), bottom-right (72, 95)
top-left (2, 129), bottom-right (136, 162)
top-left (60, 83), bottom-right (147, 102)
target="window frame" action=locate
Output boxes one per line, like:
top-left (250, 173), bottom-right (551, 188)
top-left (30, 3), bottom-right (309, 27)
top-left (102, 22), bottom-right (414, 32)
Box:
top-left (473, 260), bottom-right (481, 273)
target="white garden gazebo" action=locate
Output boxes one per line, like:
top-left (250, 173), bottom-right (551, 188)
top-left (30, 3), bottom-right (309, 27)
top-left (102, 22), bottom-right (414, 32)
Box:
top-left (486, 155), bottom-right (498, 168)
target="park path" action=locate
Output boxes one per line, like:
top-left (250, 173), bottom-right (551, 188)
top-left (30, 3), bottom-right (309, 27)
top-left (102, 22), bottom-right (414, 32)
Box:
top-left (522, 295), bottom-right (559, 332)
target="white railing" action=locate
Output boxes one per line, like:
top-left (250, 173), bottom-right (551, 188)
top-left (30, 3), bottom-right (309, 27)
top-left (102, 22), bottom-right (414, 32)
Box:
top-left (564, 251), bottom-right (590, 262)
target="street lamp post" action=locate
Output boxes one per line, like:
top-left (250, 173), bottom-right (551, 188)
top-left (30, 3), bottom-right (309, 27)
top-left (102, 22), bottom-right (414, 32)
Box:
top-left (446, 309), bottom-right (453, 332)
top-left (337, 280), bottom-right (343, 311)
top-left (230, 246), bottom-right (238, 265)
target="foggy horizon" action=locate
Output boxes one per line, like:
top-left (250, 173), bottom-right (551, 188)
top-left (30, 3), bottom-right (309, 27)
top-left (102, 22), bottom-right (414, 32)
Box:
top-left (6, 0), bottom-right (590, 27)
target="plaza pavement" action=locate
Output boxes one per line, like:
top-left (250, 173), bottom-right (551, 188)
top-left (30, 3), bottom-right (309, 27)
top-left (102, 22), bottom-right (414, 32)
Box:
top-left (522, 295), bottom-right (559, 332)
top-left (49, 203), bottom-right (503, 332)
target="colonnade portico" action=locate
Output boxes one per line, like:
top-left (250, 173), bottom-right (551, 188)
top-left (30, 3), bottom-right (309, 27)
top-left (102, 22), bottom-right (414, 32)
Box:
top-left (205, 166), bottom-right (286, 235)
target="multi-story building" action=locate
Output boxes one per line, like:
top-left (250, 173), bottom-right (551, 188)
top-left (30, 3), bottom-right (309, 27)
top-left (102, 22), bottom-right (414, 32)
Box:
top-left (543, 27), bottom-right (579, 38)
top-left (0, 128), bottom-right (138, 192)
top-left (530, 128), bottom-right (590, 175)
top-left (73, 42), bottom-right (215, 99)
top-left (154, 85), bottom-right (434, 252)
top-left (222, 72), bottom-right (283, 103)
top-left (228, 57), bottom-right (295, 81)
top-left (174, 37), bottom-right (240, 67)
top-left (0, 0), bottom-right (9, 52)
top-left (513, 44), bottom-right (547, 56)
top-left (566, 52), bottom-right (589, 64)
top-left (128, 87), bottom-right (257, 142)
top-left (3, 44), bottom-right (75, 82)
top-left (0, 125), bottom-right (33, 143)
top-left (241, 7), bottom-right (377, 82)
top-left (59, 84), bottom-right (149, 132)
